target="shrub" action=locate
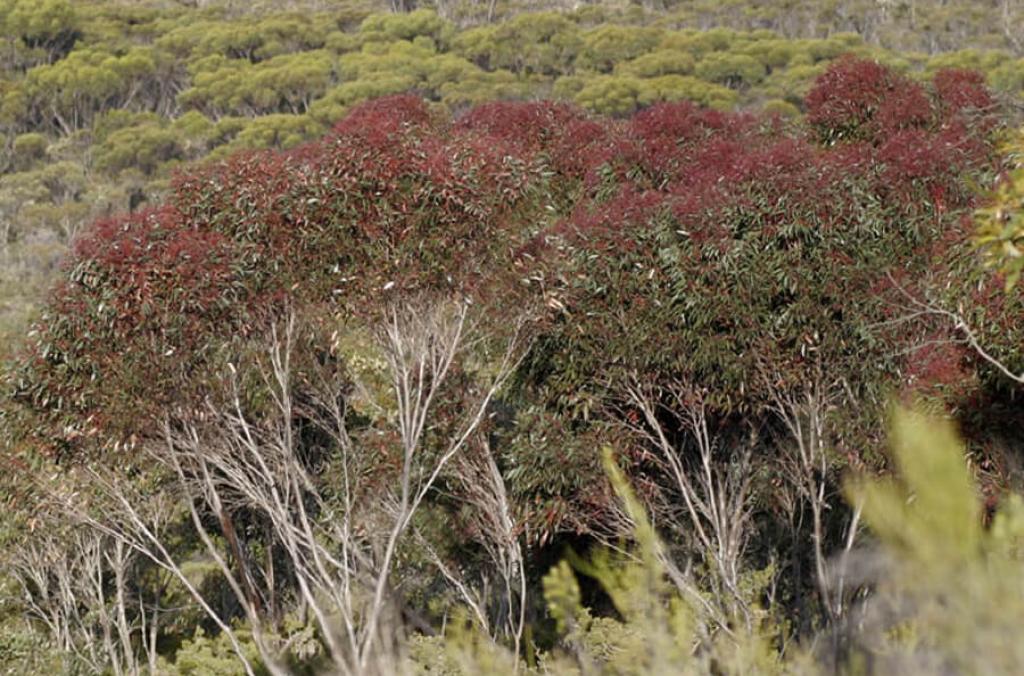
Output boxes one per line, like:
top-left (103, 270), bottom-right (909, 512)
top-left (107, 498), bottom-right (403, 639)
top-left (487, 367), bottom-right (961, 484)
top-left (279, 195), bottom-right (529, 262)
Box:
top-left (806, 56), bottom-right (930, 142)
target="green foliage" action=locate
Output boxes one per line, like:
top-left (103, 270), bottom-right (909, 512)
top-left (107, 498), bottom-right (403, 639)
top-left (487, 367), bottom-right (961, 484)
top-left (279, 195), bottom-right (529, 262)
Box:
top-left (2, 0), bottom-right (79, 63)
top-left (577, 26), bottom-right (663, 73)
top-left (852, 405), bottom-right (981, 568)
top-left (553, 452), bottom-right (780, 673)
top-left (403, 407), bottom-right (1024, 675)
top-left (0, 617), bottom-right (61, 676)
top-left (167, 625), bottom-right (266, 676)
top-left (694, 52), bottom-right (766, 87)
top-left (19, 46), bottom-right (157, 133)
top-left (95, 120), bottom-right (181, 175)
top-left (405, 621), bottom-right (522, 675)
top-left (453, 12), bottom-right (580, 76)
top-left (401, 447), bottom-right (783, 675)
top-left (210, 113), bottom-right (323, 155)
top-left (10, 132), bottom-right (46, 167)
top-left (615, 50), bottom-right (695, 78)
top-left (761, 98), bottom-right (799, 117)
top-left (846, 405), bottom-right (1024, 672)
top-left (569, 73), bottom-right (736, 115)
top-left (569, 75), bottom-right (645, 116)
top-left (360, 8), bottom-right (451, 44)
top-left (544, 451), bottom-right (695, 664)
top-left (178, 49), bottom-right (336, 117)
top-left (309, 74), bottom-right (418, 123)
top-left (976, 128), bottom-right (1024, 288)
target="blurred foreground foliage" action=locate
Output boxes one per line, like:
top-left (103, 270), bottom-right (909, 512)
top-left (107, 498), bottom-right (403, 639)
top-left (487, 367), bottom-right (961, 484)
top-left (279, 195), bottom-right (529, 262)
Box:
top-left (977, 128), bottom-right (1024, 288)
top-left (407, 405), bottom-right (1024, 676)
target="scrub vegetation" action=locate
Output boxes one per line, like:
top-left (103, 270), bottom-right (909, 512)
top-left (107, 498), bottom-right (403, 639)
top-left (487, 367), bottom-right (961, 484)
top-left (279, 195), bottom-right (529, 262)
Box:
top-left (2, 1), bottom-right (1024, 674)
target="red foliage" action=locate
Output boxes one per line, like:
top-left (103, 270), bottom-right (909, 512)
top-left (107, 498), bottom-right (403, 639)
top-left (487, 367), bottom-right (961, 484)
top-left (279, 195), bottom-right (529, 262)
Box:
top-left (330, 93), bottom-right (435, 140)
top-left (630, 102), bottom-right (759, 186)
top-left (548, 116), bottom-right (616, 179)
top-left (903, 334), bottom-right (975, 396)
top-left (565, 184), bottom-right (667, 244)
top-left (454, 100), bottom-right (584, 154)
top-left (806, 56), bottom-right (935, 142)
top-left (71, 206), bottom-right (234, 321)
top-left (806, 57), bottom-right (896, 137)
top-left (878, 129), bottom-right (951, 181)
top-left (10, 60), bottom-right (1007, 467)
top-left (933, 68), bottom-right (996, 118)
top-left (874, 80), bottom-right (933, 132)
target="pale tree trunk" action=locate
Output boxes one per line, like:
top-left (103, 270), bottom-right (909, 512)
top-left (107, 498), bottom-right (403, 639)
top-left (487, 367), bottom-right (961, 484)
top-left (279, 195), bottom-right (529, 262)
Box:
top-left (62, 474), bottom-right (264, 676)
top-left (358, 299), bottom-right (526, 668)
top-left (623, 378), bottom-right (756, 632)
top-left (20, 297), bottom-right (532, 675)
top-left (886, 273), bottom-right (1024, 386)
top-left (762, 358), bottom-right (863, 627)
top-left (151, 300), bottom-right (526, 673)
top-left (438, 435), bottom-right (528, 660)
top-left (6, 523), bottom-right (147, 675)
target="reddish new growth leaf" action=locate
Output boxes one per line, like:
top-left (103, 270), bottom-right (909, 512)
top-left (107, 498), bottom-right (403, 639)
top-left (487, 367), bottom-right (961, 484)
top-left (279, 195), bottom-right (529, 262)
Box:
top-left (933, 68), bottom-right (996, 118)
top-left (454, 101), bottom-right (584, 154)
top-left (331, 93), bottom-right (436, 141)
top-left (806, 56), bottom-right (933, 142)
top-left (531, 59), bottom-right (1006, 516)
top-left (565, 184), bottom-right (667, 245)
top-left (904, 334), bottom-right (975, 396)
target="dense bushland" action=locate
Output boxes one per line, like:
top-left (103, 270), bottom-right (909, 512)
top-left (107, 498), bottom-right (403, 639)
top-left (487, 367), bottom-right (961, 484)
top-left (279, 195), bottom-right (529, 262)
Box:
top-left (2, 52), bottom-right (1023, 673)
top-left (4, 0), bottom-right (1024, 365)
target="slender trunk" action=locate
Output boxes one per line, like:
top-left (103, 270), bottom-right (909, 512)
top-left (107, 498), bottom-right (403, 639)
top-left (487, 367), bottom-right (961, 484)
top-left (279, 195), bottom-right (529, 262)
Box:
top-left (265, 526), bottom-right (278, 629)
top-left (218, 509), bottom-right (263, 615)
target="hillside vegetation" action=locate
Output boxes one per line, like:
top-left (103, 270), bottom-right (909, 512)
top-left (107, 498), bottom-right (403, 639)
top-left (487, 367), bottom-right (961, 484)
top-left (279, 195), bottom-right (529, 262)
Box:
top-left (2, 1), bottom-right (1024, 674)
top-left (3, 0), bottom-right (1024, 360)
